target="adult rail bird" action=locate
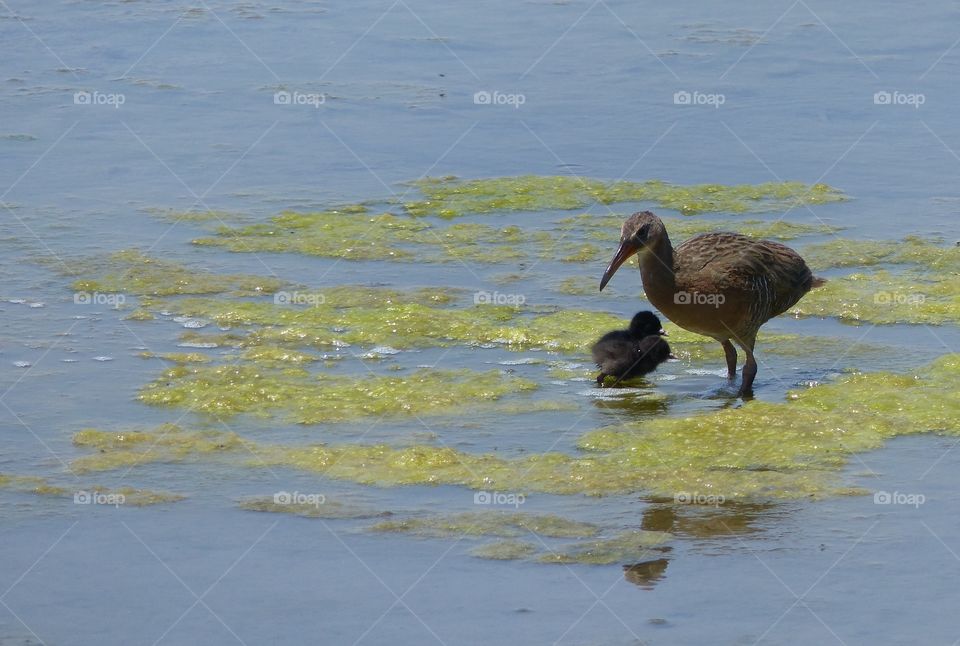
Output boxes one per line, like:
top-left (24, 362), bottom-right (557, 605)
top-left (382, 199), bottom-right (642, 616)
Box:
top-left (599, 211), bottom-right (825, 396)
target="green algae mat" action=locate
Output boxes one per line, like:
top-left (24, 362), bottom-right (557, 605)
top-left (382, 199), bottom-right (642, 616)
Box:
top-left (69, 353), bottom-right (960, 501)
top-left (33, 175), bottom-right (959, 542)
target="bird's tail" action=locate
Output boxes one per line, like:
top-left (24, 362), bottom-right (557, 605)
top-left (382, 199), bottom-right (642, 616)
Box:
top-left (810, 276), bottom-right (827, 289)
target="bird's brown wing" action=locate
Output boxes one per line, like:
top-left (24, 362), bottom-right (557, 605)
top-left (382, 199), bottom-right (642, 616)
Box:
top-left (675, 233), bottom-right (817, 323)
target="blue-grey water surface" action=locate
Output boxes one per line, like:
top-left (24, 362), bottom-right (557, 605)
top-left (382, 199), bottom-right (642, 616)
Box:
top-left (2, 1), bottom-right (959, 644)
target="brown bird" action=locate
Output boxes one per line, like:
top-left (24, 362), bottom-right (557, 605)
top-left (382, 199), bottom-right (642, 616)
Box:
top-left (599, 211), bottom-right (825, 396)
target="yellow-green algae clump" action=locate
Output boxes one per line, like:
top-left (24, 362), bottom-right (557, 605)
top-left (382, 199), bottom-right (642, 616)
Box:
top-left (150, 288), bottom-right (641, 353)
top-left (70, 355), bottom-right (960, 500)
top-left (469, 532), bottom-right (672, 565)
top-left (404, 176), bottom-right (845, 217)
top-left (239, 497), bottom-right (388, 519)
top-left (0, 473), bottom-right (69, 496)
top-left (790, 236), bottom-right (960, 325)
top-left (560, 212), bottom-right (842, 244)
top-left (273, 355), bottom-right (958, 497)
top-left (537, 531), bottom-right (672, 565)
top-left (71, 249), bottom-right (283, 296)
top-left (139, 351), bottom-right (213, 363)
top-left (470, 540), bottom-right (540, 561)
top-left (369, 512), bottom-right (599, 539)
top-left (0, 473), bottom-right (183, 506)
top-left (793, 269), bottom-right (960, 325)
top-left (190, 203), bottom-right (842, 266)
top-left (802, 236), bottom-right (959, 272)
top-left (91, 486), bottom-right (185, 506)
top-left (138, 366), bottom-right (537, 423)
top-left (71, 424), bottom-right (247, 473)
top-left (149, 288), bottom-right (886, 361)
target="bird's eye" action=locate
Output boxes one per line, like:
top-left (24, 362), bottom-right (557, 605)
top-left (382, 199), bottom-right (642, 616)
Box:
top-left (637, 223), bottom-right (651, 239)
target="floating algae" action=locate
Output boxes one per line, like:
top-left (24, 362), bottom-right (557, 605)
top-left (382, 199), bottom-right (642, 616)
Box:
top-left (0, 473), bottom-right (182, 506)
top-left (404, 176), bottom-right (845, 217)
top-left (470, 540), bottom-right (540, 561)
top-left (71, 424), bottom-right (246, 473)
top-left (124, 309), bottom-right (155, 321)
top-left (470, 532), bottom-right (673, 565)
top-left (138, 366), bottom-right (538, 423)
top-left (147, 209), bottom-right (247, 223)
top-left (73, 356), bottom-right (960, 499)
top-left (239, 346), bottom-right (319, 365)
top-left (239, 497), bottom-right (387, 519)
top-left (801, 236), bottom-right (960, 272)
top-left (538, 530), bottom-right (672, 565)
top-left (560, 213), bottom-right (842, 243)
top-left (70, 249), bottom-right (283, 296)
top-left (161, 296), bottom-right (517, 350)
top-left (149, 291), bottom-right (645, 353)
top-left (193, 210), bottom-right (423, 261)
top-left (555, 276), bottom-right (598, 296)
top-left (369, 512), bottom-right (599, 539)
top-left (187, 177), bottom-right (844, 264)
top-left (792, 237), bottom-right (960, 324)
top-left (88, 486), bottom-right (185, 506)
top-left (257, 354), bottom-right (958, 499)
top-left (0, 473), bottom-right (69, 496)
top-left (194, 210), bottom-right (543, 265)
top-left (792, 269), bottom-right (960, 325)
top-left (138, 351), bottom-right (213, 363)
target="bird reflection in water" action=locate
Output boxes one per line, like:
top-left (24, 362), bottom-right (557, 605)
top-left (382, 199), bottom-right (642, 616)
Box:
top-left (623, 553), bottom-right (671, 590)
top-left (621, 499), bottom-right (779, 589)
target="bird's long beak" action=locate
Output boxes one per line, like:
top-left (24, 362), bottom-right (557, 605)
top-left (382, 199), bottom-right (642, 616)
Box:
top-left (599, 240), bottom-right (640, 291)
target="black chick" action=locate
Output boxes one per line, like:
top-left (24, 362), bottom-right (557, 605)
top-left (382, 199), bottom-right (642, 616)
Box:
top-left (592, 311), bottom-right (672, 386)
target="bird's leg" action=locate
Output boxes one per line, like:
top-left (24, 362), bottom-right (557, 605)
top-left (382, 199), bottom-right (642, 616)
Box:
top-left (740, 355), bottom-right (757, 397)
top-left (721, 340), bottom-right (738, 379)
top-left (736, 333), bottom-right (758, 398)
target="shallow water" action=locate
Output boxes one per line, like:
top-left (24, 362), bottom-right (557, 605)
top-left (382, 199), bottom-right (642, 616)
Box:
top-left (2, 1), bottom-right (960, 644)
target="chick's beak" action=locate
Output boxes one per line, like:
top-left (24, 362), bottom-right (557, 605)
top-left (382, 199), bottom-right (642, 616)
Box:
top-left (599, 239), bottom-right (640, 291)
top-left (659, 328), bottom-right (668, 336)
